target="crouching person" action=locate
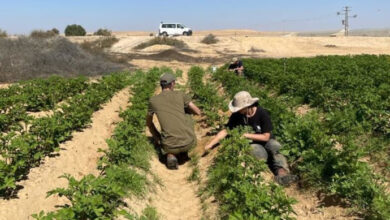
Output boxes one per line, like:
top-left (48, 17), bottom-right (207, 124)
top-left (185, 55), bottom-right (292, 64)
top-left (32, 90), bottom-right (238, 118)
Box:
top-left (147, 73), bottom-right (201, 169)
top-left (204, 91), bottom-right (297, 186)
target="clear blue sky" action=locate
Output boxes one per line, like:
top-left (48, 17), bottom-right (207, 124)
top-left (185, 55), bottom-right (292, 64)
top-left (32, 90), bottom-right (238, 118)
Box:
top-left (0, 0), bottom-right (389, 34)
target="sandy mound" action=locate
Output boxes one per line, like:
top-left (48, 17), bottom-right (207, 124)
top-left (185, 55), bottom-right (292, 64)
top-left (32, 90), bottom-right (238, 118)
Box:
top-left (141, 44), bottom-right (173, 52)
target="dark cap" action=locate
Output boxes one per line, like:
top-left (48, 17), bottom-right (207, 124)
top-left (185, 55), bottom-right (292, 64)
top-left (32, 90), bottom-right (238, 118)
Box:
top-left (160, 73), bottom-right (176, 84)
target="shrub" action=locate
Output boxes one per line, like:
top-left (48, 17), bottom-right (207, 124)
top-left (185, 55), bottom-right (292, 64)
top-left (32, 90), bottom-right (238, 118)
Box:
top-left (30, 30), bottom-right (58, 38)
top-left (81, 36), bottom-right (119, 53)
top-left (0, 37), bottom-right (122, 82)
top-left (94, 28), bottom-right (111, 36)
top-left (133, 37), bottom-right (187, 50)
top-left (0, 29), bottom-right (7, 38)
top-left (65, 24), bottom-right (86, 36)
top-left (51, 28), bottom-right (60, 35)
top-left (201, 34), bottom-right (218, 44)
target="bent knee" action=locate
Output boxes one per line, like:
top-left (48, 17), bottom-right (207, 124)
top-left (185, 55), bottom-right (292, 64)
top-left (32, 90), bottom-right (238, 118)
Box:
top-left (250, 144), bottom-right (268, 160)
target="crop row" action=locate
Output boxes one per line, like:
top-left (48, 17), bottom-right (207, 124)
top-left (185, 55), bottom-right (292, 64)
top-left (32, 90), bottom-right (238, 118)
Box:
top-left (33, 68), bottom-right (162, 219)
top-left (243, 55), bottom-right (389, 137)
top-left (213, 68), bottom-right (390, 219)
top-left (187, 66), bottom-right (227, 129)
top-left (187, 66), bottom-right (296, 219)
top-left (0, 75), bottom-right (89, 133)
top-left (0, 73), bottom-right (130, 197)
top-left (243, 55), bottom-right (390, 177)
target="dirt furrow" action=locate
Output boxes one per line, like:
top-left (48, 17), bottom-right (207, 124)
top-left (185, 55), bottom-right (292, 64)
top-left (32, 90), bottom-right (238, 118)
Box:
top-left (0, 87), bottom-right (131, 220)
top-left (148, 156), bottom-right (202, 220)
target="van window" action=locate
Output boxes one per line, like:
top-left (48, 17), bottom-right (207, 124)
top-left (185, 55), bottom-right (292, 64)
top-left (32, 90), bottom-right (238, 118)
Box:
top-left (177, 24), bottom-right (183, 28)
top-left (168, 24), bottom-right (176, 28)
top-left (162, 24), bottom-right (167, 28)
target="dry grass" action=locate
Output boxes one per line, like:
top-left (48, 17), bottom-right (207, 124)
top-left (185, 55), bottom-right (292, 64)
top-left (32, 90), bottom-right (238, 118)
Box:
top-left (0, 29), bottom-right (7, 38)
top-left (30, 30), bottom-right (58, 38)
top-left (0, 36), bottom-right (123, 82)
top-left (94, 28), bottom-right (112, 36)
top-left (201, 34), bottom-right (218, 44)
top-left (80, 36), bottom-right (127, 63)
top-left (248, 46), bottom-right (266, 53)
top-left (133, 37), bottom-right (187, 50)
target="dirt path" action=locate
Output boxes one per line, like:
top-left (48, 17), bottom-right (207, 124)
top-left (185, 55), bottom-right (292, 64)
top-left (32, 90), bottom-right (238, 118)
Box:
top-left (147, 156), bottom-right (202, 220)
top-left (0, 87), bottom-right (131, 220)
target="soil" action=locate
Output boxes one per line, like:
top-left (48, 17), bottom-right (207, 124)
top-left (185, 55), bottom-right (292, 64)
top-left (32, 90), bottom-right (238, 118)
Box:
top-left (0, 87), bottom-right (131, 220)
top-left (3, 29), bottom-right (388, 219)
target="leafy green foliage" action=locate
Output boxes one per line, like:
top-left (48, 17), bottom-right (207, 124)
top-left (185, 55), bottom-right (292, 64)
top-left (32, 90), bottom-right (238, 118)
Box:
top-left (213, 64), bottom-right (390, 219)
top-left (243, 55), bottom-right (390, 137)
top-left (0, 73), bottom-right (129, 197)
top-left (207, 129), bottom-right (296, 219)
top-left (33, 68), bottom-right (162, 219)
top-left (187, 66), bottom-right (227, 130)
top-left (65, 24), bottom-right (86, 36)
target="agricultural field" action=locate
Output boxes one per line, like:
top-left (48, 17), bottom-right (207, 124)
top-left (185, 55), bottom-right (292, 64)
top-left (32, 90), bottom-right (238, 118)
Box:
top-left (0, 32), bottom-right (389, 220)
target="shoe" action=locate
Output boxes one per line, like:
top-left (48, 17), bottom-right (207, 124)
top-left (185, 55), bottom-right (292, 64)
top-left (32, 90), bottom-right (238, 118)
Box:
top-left (275, 174), bottom-right (298, 186)
top-left (166, 154), bottom-right (178, 170)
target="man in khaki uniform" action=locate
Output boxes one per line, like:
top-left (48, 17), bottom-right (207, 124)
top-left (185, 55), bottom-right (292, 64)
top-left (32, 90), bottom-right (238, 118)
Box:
top-left (147, 73), bottom-right (201, 169)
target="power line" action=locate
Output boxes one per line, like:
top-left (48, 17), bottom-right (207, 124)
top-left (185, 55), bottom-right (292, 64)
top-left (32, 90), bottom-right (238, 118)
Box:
top-left (337, 6), bottom-right (357, 36)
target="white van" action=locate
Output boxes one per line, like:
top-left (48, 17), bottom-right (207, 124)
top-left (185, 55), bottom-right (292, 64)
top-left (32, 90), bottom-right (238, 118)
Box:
top-left (159, 22), bottom-right (192, 36)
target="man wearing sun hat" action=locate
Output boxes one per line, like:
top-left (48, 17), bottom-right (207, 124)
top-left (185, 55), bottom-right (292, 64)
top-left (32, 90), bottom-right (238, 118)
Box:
top-left (228, 57), bottom-right (244, 76)
top-left (204, 91), bottom-right (297, 186)
top-left (147, 73), bottom-right (201, 169)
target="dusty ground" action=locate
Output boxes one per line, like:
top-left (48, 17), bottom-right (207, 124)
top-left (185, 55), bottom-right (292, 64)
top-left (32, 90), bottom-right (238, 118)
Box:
top-left (2, 30), bottom-right (387, 219)
top-left (0, 87), bottom-right (131, 220)
top-left (63, 29), bottom-right (390, 73)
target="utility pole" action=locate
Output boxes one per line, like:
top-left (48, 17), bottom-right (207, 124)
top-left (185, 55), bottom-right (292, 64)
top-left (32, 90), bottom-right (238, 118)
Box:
top-left (337, 6), bottom-right (357, 36)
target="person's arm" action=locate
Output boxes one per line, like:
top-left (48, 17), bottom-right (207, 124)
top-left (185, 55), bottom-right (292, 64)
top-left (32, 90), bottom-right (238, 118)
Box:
top-left (204, 129), bottom-right (228, 150)
top-left (243, 132), bottom-right (270, 142)
top-left (188, 101), bottom-right (201, 115)
top-left (146, 113), bottom-right (161, 145)
top-left (236, 65), bottom-right (244, 71)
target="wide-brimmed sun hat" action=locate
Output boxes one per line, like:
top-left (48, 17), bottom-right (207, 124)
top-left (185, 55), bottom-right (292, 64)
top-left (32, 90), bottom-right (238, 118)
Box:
top-left (231, 57), bottom-right (238, 63)
top-left (228, 91), bottom-right (259, 113)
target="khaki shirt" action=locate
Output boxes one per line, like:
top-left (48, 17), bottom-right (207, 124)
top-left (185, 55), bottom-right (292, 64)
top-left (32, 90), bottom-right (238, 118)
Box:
top-left (148, 90), bottom-right (195, 149)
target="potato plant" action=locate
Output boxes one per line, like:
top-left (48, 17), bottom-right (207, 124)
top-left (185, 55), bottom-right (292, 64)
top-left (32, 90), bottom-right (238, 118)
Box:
top-left (213, 67), bottom-right (390, 219)
top-left (0, 73), bottom-right (129, 197)
top-left (33, 68), bottom-right (162, 219)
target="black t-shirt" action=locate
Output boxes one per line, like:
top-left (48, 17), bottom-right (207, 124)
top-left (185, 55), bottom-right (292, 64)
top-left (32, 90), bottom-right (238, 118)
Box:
top-left (226, 106), bottom-right (273, 146)
top-left (228, 61), bottom-right (243, 70)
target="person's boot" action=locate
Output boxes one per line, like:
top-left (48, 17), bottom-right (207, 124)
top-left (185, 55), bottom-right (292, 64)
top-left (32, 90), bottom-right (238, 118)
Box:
top-left (274, 174), bottom-right (298, 186)
top-left (166, 154), bottom-right (178, 170)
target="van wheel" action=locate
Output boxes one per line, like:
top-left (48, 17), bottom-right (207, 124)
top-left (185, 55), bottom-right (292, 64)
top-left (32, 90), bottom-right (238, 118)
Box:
top-left (162, 32), bottom-right (168, 37)
top-left (183, 32), bottom-right (189, 36)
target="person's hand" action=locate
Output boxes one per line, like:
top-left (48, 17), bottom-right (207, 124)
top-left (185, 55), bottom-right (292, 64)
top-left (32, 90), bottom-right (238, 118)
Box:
top-left (242, 133), bottom-right (250, 139)
top-left (204, 143), bottom-right (213, 151)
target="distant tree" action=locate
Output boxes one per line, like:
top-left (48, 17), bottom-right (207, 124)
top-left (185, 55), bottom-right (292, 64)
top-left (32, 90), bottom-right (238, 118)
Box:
top-left (0, 29), bottom-right (7, 38)
top-left (65, 24), bottom-right (86, 36)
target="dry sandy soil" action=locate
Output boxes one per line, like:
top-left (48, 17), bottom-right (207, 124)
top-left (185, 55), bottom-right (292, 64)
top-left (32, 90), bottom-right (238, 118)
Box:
top-left (2, 30), bottom-right (389, 219)
top-left (66, 29), bottom-right (390, 72)
top-left (109, 29), bottom-right (390, 70)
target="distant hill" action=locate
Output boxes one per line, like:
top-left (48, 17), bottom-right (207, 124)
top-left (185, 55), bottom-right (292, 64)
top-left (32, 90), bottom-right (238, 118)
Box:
top-left (298, 28), bottom-right (390, 37)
